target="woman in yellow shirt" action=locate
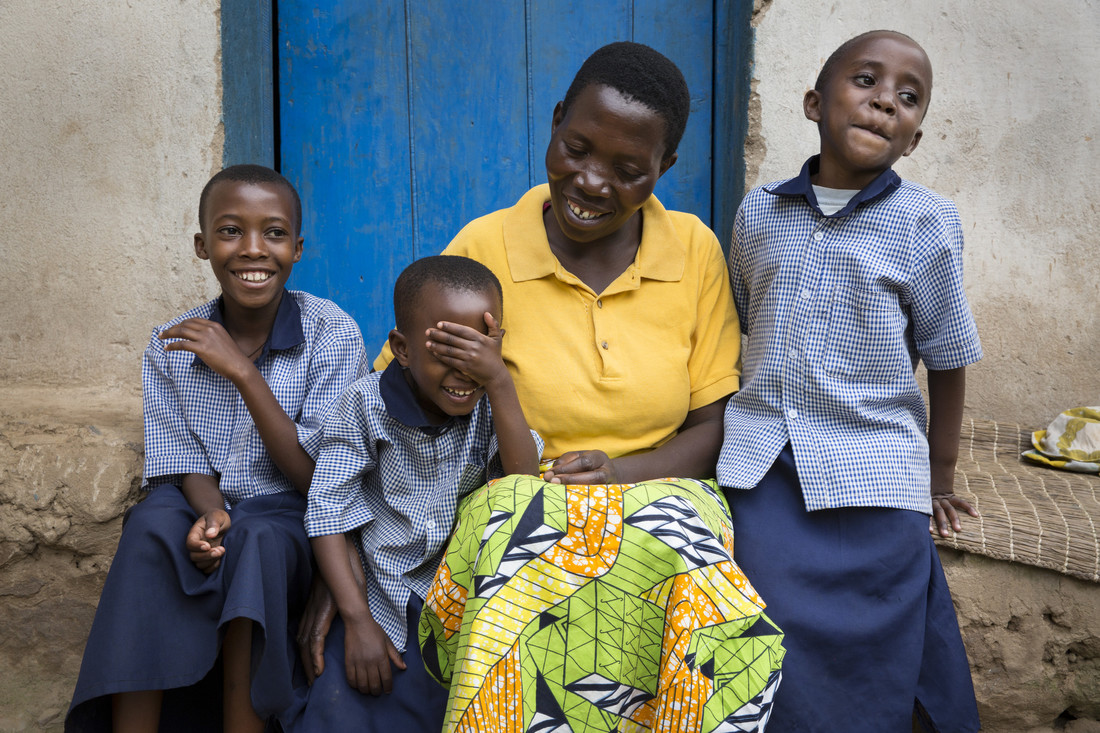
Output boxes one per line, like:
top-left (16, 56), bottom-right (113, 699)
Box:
top-left (374, 42), bottom-right (783, 732)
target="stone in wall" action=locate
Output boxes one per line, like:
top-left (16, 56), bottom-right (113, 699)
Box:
top-left (0, 387), bottom-right (141, 732)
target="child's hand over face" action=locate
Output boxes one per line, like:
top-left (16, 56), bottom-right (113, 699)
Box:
top-left (186, 509), bottom-right (231, 573)
top-left (425, 313), bottom-right (509, 388)
top-left (159, 318), bottom-right (256, 383)
top-left (342, 614), bottom-right (407, 696)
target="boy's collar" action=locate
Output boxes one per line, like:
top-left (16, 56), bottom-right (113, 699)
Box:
top-left (193, 289), bottom-right (305, 366)
top-left (378, 360), bottom-right (464, 435)
top-left (764, 156), bottom-right (900, 217)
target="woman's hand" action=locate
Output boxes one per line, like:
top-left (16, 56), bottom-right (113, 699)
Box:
top-left (542, 450), bottom-right (620, 485)
top-left (185, 509), bottom-right (230, 573)
top-left (297, 575), bottom-right (338, 684)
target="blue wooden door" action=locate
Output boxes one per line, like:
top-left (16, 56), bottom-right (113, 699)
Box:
top-left (277, 1), bottom-right (748, 349)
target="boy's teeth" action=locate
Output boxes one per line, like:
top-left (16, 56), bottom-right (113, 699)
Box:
top-left (446, 387), bottom-right (475, 396)
top-left (238, 271), bottom-right (271, 282)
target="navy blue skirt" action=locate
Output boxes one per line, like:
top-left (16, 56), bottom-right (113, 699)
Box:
top-left (286, 594), bottom-right (448, 732)
top-left (724, 446), bottom-right (980, 733)
top-left (66, 485), bottom-right (312, 732)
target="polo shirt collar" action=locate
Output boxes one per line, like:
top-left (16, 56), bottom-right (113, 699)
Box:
top-left (503, 184), bottom-right (685, 285)
top-left (765, 155), bottom-right (900, 218)
top-left (378, 359), bottom-right (461, 435)
top-left (193, 289), bottom-right (304, 366)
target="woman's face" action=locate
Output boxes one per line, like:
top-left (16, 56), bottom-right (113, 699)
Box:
top-left (545, 84), bottom-right (676, 245)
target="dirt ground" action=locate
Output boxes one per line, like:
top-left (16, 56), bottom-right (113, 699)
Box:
top-left (0, 385), bottom-right (1097, 732)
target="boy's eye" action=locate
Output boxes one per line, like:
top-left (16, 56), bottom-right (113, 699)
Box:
top-left (564, 142), bottom-right (586, 157)
top-left (853, 73), bottom-right (875, 86)
top-left (217, 225), bottom-right (242, 236)
top-left (267, 228), bottom-right (289, 238)
top-left (899, 91), bottom-right (919, 106)
top-left (617, 166), bottom-right (644, 181)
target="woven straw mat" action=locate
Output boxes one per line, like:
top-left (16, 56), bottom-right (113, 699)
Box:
top-left (935, 419), bottom-right (1100, 582)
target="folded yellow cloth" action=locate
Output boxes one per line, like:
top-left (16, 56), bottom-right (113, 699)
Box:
top-left (1021, 407), bottom-right (1100, 473)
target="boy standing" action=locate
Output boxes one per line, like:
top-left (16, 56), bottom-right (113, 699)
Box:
top-left (67, 165), bottom-right (367, 732)
top-left (295, 255), bottom-right (540, 732)
top-left (718, 32), bottom-right (982, 731)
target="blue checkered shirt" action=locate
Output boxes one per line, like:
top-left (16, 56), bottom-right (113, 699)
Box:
top-left (142, 290), bottom-right (368, 506)
top-left (718, 157), bottom-right (983, 513)
top-left (305, 361), bottom-right (544, 652)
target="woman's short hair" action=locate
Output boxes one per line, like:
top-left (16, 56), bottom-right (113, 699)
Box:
top-left (561, 41), bottom-right (690, 160)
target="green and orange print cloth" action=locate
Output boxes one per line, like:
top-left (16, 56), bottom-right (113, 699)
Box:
top-left (419, 474), bottom-right (785, 732)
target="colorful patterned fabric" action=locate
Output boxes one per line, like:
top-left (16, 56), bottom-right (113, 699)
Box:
top-left (419, 475), bottom-right (784, 732)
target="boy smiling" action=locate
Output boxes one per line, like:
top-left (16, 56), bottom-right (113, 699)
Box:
top-left (67, 165), bottom-right (367, 732)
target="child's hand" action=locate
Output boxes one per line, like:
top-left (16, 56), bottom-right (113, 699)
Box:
top-left (159, 318), bottom-right (256, 383)
top-left (185, 509), bottom-right (231, 573)
top-left (543, 450), bottom-right (620, 485)
top-left (930, 492), bottom-right (979, 537)
top-left (343, 614), bottom-right (407, 696)
top-left (425, 313), bottom-right (509, 387)
top-left (297, 575), bottom-right (337, 685)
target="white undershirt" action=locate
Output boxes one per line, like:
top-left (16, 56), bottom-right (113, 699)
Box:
top-left (812, 185), bottom-right (861, 216)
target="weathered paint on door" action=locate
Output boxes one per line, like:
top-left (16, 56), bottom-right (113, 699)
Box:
top-left (277, 1), bottom-right (742, 349)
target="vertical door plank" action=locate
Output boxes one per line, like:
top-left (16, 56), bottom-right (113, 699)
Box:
top-left (279, 1), bottom-right (412, 346)
top-left (406, 3), bottom-right (530, 256)
top-left (633, 0), bottom-right (713, 223)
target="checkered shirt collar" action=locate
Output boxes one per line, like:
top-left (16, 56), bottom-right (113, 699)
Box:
top-left (379, 359), bottom-right (466, 435)
top-left (764, 155), bottom-right (902, 219)
top-left (192, 289), bottom-right (305, 366)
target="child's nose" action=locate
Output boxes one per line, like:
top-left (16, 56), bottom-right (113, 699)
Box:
top-left (240, 231), bottom-right (268, 256)
top-left (870, 92), bottom-right (896, 114)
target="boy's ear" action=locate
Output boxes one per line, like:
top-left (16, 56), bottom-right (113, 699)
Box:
top-left (194, 233), bottom-right (209, 260)
top-left (902, 128), bottom-right (923, 157)
top-left (388, 328), bottom-right (410, 367)
top-left (293, 236), bottom-right (304, 263)
top-left (803, 89), bottom-right (823, 123)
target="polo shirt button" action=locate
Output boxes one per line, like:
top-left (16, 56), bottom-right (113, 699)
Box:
top-left (426, 520), bottom-right (436, 530)
top-left (787, 348), bottom-right (797, 359)
top-left (800, 289), bottom-right (811, 299)
top-left (788, 408), bottom-right (799, 419)
top-left (601, 341), bottom-right (609, 350)
top-left (813, 231), bottom-right (824, 242)
top-left (596, 299), bottom-right (603, 308)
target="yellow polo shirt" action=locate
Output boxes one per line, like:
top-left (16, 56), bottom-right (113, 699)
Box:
top-left (375, 184), bottom-right (740, 460)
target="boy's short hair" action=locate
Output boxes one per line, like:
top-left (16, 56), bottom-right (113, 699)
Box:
top-left (393, 255), bottom-right (503, 332)
top-left (198, 164), bottom-right (303, 236)
top-left (814, 29), bottom-right (927, 93)
top-left (560, 41), bottom-right (690, 160)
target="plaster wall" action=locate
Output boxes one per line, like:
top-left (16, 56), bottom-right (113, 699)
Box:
top-left (0, 0), bottom-right (222, 393)
top-left (749, 0), bottom-right (1100, 429)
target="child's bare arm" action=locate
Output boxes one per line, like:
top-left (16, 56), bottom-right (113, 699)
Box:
top-left (180, 472), bottom-right (230, 573)
top-left (426, 313), bottom-right (539, 475)
top-left (311, 533), bottom-right (405, 694)
top-left (927, 366), bottom-right (979, 536)
top-left (160, 318), bottom-right (315, 494)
